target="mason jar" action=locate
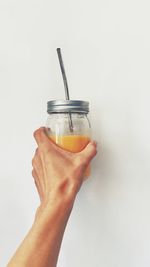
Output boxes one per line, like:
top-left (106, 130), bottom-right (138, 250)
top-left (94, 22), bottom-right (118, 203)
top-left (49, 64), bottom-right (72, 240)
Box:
top-left (46, 100), bottom-right (91, 178)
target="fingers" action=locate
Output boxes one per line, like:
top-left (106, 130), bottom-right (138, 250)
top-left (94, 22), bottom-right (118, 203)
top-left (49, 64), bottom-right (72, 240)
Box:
top-left (32, 148), bottom-right (45, 199)
top-left (79, 140), bottom-right (98, 164)
top-left (33, 127), bottom-right (98, 165)
top-left (33, 127), bottom-right (59, 154)
top-left (32, 149), bottom-right (44, 178)
top-left (32, 168), bottom-right (38, 180)
top-left (33, 127), bottom-right (50, 146)
top-left (32, 169), bottom-right (43, 202)
top-left (33, 127), bottom-right (72, 156)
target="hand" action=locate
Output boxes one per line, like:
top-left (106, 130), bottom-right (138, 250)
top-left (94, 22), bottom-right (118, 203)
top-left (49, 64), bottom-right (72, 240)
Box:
top-left (7, 127), bottom-right (97, 267)
top-left (32, 127), bottom-right (97, 209)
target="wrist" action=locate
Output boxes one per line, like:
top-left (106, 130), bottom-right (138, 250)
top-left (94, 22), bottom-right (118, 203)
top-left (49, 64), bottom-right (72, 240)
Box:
top-left (35, 192), bottom-right (76, 222)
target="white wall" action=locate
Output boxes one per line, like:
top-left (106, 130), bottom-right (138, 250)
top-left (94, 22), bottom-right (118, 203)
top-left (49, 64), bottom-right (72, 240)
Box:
top-left (0, 0), bottom-right (150, 266)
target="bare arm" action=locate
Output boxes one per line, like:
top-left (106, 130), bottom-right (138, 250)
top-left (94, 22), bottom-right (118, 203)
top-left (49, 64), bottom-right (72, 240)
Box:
top-left (7, 127), bottom-right (97, 267)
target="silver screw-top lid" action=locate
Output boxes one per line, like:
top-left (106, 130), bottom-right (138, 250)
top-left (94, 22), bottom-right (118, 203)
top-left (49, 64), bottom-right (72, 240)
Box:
top-left (47, 100), bottom-right (89, 114)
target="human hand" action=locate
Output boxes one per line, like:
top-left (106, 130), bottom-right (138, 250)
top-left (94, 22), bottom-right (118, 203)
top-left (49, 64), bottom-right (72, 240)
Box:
top-left (7, 127), bottom-right (97, 267)
top-left (32, 127), bottom-right (97, 209)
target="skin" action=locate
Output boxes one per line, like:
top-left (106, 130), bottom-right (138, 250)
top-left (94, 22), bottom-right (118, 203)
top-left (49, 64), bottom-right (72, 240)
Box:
top-left (7, 127), bottom-right (97, 267)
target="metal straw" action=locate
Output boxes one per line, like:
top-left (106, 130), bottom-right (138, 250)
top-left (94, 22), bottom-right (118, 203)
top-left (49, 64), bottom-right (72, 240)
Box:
top-left (56, 48), bottom-right (74, 132)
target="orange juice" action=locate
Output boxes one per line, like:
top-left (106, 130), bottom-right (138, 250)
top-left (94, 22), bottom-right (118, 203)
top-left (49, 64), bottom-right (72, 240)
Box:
top-left (49, 135), bottom-right (91, 178)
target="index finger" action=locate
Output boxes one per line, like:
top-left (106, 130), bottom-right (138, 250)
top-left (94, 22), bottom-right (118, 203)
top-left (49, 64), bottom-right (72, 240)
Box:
top-left (33, 127), bottom-right (56, 153)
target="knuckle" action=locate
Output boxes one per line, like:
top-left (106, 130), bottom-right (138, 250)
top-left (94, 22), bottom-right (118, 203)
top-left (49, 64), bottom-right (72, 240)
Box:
top-left (33, 128), bottom-right (41, 139)
top-left (31, 169), bottom-right (36, 179)
top-left (33, 129), bottom-right (38, 138)
top-left (31, 157), bottom-right (36, 167)
top-left (35, 148), bottom-right (39, 154)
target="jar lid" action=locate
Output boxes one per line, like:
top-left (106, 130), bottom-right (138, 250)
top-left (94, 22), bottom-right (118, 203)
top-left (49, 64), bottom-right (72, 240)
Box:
top-left (47, 100), bottom-right (89, 114)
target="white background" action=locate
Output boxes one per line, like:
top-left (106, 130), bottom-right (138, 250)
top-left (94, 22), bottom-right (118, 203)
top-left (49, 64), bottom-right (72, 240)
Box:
top-left (0, 0), bottom-right (150, 266)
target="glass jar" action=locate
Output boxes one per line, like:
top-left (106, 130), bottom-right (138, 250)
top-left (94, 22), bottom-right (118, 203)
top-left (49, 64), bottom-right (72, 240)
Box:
top-left (46, 100), bottom-right (91, 177)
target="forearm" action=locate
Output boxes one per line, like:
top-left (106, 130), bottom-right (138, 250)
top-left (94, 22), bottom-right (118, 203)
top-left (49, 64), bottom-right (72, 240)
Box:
top-left (7, 196), bottom-right (75, 267)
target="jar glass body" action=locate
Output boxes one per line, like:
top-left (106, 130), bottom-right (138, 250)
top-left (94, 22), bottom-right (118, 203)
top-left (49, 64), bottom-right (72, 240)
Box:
top-left (46, 112), bottom-right (91, 177)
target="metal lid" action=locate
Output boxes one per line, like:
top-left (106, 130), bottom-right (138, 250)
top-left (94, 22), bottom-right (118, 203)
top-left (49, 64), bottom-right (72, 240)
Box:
top-left (47, 100), bottom-right (89, 114)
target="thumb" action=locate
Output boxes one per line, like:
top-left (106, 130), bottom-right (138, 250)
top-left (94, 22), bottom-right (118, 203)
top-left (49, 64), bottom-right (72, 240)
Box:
top-left (33, 127), bottom-right (57, 152)
top-left (79, 140), bottom-right (97, 164)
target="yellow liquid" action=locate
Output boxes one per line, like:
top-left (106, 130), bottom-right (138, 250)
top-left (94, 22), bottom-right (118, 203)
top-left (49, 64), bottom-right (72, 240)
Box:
top-left (49, 135), bottom-right (91, 178)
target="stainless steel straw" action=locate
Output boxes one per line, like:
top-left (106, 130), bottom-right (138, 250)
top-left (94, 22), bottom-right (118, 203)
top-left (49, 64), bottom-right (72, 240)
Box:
top-left (56, 48), bottom-right (74, 132)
